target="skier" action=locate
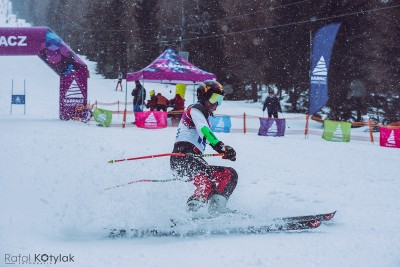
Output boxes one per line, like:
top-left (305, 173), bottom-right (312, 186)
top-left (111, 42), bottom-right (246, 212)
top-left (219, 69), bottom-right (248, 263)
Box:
top-left (115, 70), bottom-right (123, 91)
top-left (170, 80), bottom-right (237, 215)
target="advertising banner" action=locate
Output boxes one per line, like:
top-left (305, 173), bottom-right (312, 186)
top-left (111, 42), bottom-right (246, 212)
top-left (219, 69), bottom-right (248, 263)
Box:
top-left (322, 120), bottom-right (351, 142)
top-left (135, 111), bottom-right (167, 129)
top-left (309, 23), bottom-right (341, 115)
top-left (93, 108), bottom-right (112, 127)
top-left (175, 84), bottom-right (186, 99)
top-left (258, 118), bottom-right (286, 137)
top-left (380, 127), bottom-right (400, 148)
top-left (11, 95), bottom-right (25, 104)
top-left (210, 116), bottom-right (231, 133)
top-left (0, 27), bottom-right (47, 55)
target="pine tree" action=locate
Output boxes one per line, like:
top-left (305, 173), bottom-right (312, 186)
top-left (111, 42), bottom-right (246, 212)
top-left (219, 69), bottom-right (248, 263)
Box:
top-left (184, 0), bottom-right (228, 84)
top-left (363, 1), bottom-right (400, 123)
top-left (11, 0), bottom-right (399, 120)
top-left (310, 1), bottom-right (383, 121)
top-left (133, 0), bottom-right (160, 70)
top-left (221, 0), bottom-right (274, 100)
top-left (106, 0), bottom-right (129, 77)
top-left (263, 0), bottom-right (311, 112)
top-left (83, 0), bottom-right (130, 78)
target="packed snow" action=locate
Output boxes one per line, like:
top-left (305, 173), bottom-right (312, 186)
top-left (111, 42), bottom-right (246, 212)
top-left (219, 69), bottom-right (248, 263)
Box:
top-left (1, 3), bottom-right (400, 267)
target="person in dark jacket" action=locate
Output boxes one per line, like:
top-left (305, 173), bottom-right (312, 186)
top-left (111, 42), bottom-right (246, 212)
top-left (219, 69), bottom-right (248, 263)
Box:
top-left (262, 89), bottom-right (282, 118)
top-left (131, 80), bottom-right (146, 112)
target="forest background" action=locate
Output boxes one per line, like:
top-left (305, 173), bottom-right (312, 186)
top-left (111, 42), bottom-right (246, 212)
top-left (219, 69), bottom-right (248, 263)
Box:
top-left (9, 0), bottom-right (400, 123)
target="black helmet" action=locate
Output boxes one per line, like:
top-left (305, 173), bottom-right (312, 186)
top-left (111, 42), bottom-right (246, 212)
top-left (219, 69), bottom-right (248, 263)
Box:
top-left (197, 80), bottom-right (224, 104)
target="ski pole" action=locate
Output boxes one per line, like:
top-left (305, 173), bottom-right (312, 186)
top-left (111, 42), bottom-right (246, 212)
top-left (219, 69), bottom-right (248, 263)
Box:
top-left (280, 112), bottom-right (290, 128)
top-left (108, 153), bottom-right (223, 164)
top-left (104, 178), bottom-right (181, 191)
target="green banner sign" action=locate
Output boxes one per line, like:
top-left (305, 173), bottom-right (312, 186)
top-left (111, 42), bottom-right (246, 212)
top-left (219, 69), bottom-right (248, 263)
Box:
top-left (93, 108), bottom-right (112, 127)
top-left (322, 120), bottom-right (351, 142)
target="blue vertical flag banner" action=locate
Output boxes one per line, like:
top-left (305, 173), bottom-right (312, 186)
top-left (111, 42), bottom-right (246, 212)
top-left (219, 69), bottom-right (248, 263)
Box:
top-left (309, 23), bottom-right (341, 115)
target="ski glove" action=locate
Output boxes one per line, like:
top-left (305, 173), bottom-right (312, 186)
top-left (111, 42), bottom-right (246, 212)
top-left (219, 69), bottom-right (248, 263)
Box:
top-left (223, 145), bottom-right (236, 161)
top-left (211, 141), bottom-right (236, 161)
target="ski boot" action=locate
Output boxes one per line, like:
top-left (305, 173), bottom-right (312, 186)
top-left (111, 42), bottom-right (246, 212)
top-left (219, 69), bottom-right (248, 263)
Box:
top-left (208, 194), bottom-right (236, 215)
top-left (187, 197), bottom-right (206, 213)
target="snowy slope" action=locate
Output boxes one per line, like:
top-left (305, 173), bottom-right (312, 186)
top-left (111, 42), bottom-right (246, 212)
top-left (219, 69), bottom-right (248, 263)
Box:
top-left (1, 4), bottom-right (400, 267)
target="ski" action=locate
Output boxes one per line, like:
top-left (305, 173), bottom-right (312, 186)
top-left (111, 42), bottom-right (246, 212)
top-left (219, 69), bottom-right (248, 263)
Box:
top-left (108, 218), bottom-right (322, 238)
top-left (273, 211), bottom-right (336, 223)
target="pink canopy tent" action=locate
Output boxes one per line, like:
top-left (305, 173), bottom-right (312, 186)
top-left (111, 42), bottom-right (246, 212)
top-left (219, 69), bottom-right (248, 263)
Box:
top-left (126, 48), bottom-right (216, 84)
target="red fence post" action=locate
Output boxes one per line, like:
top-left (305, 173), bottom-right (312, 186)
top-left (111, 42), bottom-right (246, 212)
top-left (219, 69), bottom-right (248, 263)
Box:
top-left (122, 109), bottom-right (127, 128)
top-left (243, 113), bottom-right (246, 134)
top-left (368, 119), bottom-right (374, 143)
top-left (304, 114), bottom-right (309, 138)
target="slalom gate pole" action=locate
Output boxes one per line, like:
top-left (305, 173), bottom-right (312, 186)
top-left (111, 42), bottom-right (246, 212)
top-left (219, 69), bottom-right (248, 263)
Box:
top-left (104, 178), bottom-right (181, 191)
top-left (304, 114), bottom-right (309, 138)
top-left (108, 153), bottom-right (223, 164)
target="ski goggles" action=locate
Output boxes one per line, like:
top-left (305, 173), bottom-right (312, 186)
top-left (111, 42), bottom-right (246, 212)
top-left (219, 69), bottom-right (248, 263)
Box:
top-left (209, 93), bottom-right (224, 106)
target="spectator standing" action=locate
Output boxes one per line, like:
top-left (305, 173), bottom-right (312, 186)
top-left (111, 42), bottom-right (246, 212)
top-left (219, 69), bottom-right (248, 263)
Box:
top-left (131, 80), bottom-right (146, 112)
top-left (262, 89), bottom-right (282, 118)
